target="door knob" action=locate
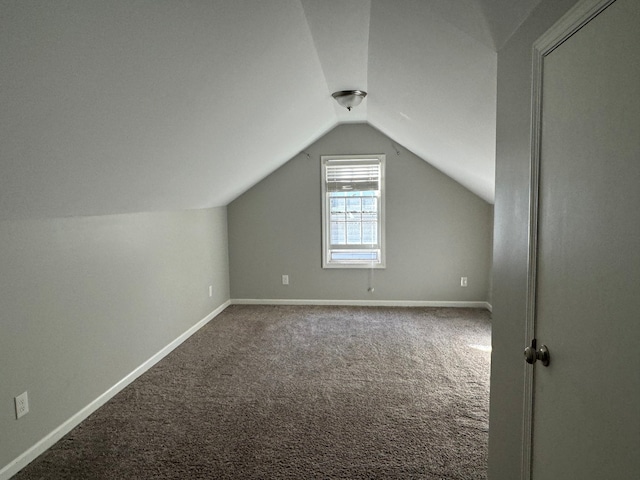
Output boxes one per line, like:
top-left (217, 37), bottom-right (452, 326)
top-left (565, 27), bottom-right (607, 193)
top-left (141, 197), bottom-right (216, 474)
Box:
top-left (524, 339), bottom-right (550, 366)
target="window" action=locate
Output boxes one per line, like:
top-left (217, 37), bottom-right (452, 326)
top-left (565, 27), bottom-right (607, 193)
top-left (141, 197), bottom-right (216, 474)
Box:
top-left (321, 154), bottom-right (385, 268)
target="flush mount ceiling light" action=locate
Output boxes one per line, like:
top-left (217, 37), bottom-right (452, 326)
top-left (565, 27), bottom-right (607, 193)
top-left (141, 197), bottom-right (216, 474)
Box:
top-left (332, 90), bottom-right (367, 111)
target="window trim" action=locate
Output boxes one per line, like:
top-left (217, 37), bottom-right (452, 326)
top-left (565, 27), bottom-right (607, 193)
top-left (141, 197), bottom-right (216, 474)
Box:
top-left (321, 154), bottom-right (386, 269)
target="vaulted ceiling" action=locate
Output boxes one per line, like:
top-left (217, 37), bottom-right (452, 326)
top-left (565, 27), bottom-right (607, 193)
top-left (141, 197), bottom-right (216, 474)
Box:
top-left (0, 0), bottom-right (542, 220)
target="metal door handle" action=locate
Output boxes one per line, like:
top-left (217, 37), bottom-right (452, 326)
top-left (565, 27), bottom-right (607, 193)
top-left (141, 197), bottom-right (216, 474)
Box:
top-left (524, 339), bottom-right (550, 366)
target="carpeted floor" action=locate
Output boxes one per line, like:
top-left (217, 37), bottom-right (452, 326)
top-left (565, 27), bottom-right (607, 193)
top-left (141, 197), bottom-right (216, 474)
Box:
top-left (14, 305), bottom-right (491, 479)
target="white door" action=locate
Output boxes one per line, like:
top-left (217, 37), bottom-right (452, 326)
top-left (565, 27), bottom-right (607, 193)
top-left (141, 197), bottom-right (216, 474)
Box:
top-left (527, 0), bottom-right (640, 478)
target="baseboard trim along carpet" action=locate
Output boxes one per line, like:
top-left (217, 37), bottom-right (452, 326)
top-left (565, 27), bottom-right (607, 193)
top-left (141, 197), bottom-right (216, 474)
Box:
top-left (0, 300), bottom-right (231, 480)
top-left (232, 298), bottom-right (492, 311)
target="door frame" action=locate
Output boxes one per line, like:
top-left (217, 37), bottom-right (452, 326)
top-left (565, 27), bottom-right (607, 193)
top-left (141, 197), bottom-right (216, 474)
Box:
top-left (521, 0), bottom-right (617, 478)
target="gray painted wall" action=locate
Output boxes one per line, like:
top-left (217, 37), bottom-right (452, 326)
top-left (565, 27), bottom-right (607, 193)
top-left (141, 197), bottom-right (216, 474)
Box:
top-left (488, 0), bottom-right (580, 478)
top-left (228, 123), bottom-right (493, 303)
top-left (0, 208), bottom-right (230, 471)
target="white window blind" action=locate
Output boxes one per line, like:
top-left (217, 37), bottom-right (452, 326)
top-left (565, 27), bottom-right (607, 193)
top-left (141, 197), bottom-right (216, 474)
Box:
top-left (324, 163), bottom-right (380, 193)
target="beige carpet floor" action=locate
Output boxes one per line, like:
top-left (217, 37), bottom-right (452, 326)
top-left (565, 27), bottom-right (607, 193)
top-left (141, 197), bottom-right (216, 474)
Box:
top-left (14, 305), bottom-right (491, 479)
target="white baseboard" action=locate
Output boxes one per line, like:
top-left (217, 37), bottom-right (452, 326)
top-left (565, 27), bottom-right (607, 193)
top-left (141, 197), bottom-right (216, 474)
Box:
top-left (0, 300), bottom-right (230, 480)
top-left (232, 298), bottom-right (492, 310)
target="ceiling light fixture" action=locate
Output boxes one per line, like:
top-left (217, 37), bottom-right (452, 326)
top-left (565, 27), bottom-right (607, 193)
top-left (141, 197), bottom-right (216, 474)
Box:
top-left (332, 90), bottom-right (367, 111)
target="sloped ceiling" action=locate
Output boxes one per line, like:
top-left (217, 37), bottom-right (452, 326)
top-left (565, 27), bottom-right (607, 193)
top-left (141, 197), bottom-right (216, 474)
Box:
top-left (0, 0), bottom-right (542, 220)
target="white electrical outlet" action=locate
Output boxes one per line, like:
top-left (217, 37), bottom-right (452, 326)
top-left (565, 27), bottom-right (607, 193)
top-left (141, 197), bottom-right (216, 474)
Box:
top-left (209, 285), bottom-right (213, 297)
top-left (15, 391), bottom-right (29, 419)
top-left (461, 276), bottom-right (468, 287)
top-left (282, 275), bottom-right (289, 285)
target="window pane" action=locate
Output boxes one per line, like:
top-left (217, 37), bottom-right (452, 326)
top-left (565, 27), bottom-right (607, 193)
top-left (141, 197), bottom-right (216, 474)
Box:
top-left (331, 222), bottom-right (346, 244)
top-left (362, 197), bottom-right (377, 212)
top-left (346, 197), bottom-right (362, 212)
top-left (330, 197), bottom-right (345, 212)
top-left (346, 222), bottom-right (361, 244)
top-left (331, 251), bottom-right (379, 261)
top-left (362, 222), bottom-right (377, 244)
top-left (331, 197), bottom-right (344, 212)
top-left (331, 211), bottom-right (345, 222)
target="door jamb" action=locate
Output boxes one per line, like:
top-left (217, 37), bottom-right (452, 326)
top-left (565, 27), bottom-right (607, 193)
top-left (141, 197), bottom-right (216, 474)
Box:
top-left (521, 0), bottom-right (617, 478)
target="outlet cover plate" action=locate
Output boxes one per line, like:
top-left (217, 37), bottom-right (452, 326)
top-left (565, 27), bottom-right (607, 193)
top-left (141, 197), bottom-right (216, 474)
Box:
top-left (15, 391), bottom-right (29, 419)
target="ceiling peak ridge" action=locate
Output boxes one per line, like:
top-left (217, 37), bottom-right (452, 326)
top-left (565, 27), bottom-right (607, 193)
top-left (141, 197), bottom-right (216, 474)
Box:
top-left (299, 0), bottom-right (371, 94)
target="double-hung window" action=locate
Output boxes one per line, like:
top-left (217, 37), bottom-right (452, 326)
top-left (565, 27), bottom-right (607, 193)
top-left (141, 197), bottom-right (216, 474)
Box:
top-left (321, 154), bottom-right (385, 268)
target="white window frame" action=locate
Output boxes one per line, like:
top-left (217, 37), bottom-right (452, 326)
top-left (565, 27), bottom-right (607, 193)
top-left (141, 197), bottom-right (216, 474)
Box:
top-left (321, 154), bottom-right (386, 269)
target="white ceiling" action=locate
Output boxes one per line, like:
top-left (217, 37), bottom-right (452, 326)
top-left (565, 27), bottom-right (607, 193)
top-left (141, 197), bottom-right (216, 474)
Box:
top-left (0, 0), bottom-right (542, 220)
